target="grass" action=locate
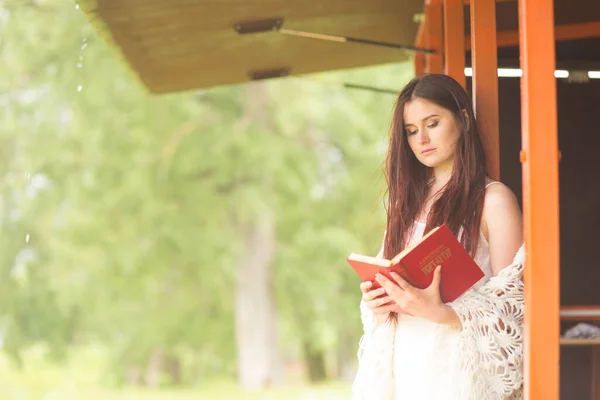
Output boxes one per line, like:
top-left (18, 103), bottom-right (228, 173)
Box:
top-left (0, 384), bottom-right (351, 400)
top-left (0, 345), bottom-right (352, 400)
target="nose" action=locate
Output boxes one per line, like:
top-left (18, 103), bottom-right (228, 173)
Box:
top-left (416, 130), bottom-right (430, 144)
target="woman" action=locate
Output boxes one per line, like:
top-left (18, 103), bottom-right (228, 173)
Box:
top-left (352, 74), bottom-right (525, 400)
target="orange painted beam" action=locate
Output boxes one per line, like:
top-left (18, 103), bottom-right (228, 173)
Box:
top-left (464, 0), bottom-right (515, 3)
top-left (470, 0), bottom-right (500, 180)
top-left (444, 0), bottom-right (466, 88)
top-left (519, 0), bottom-right (561, 399)
top-left (425, 3), bottom-right (444, 74)
top-left (466, 20), bottom-right (600, 50)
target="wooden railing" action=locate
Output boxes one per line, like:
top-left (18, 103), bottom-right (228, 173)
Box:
top-left (560, 305), bottom-right (600, 400)
top-left (560, 305), bottom-right (600, 321)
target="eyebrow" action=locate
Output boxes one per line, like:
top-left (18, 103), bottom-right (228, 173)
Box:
top-left (404, 114), bottom-right (439, 127)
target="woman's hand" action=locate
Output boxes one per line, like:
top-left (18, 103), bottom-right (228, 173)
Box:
top-left (360, 281), bottom-right (403, 324)
top-left (374, 266), bottom-right (461, 327)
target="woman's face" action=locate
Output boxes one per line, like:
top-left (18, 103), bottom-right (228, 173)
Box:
top-left (403, 97), bottom-right (462, 170)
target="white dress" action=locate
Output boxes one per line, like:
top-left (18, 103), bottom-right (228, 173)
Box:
top-left (353, 184), bottom-right (526, 400)
top-left (391, 220), bottom-right (493, 400)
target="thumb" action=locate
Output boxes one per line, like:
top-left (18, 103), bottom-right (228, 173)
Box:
top-left (432, 265), bottom-right (442, 288)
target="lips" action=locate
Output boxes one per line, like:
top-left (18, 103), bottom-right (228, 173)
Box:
top-left (421, 148), bottom-right (436, 155)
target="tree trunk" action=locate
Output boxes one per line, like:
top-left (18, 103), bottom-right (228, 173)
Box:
top-left (124, 366), bottom-right (142, 386)
top-left (142, 349), bottom-right (181, 387)
top-left (165, 354), bottom-right (182, 385)
top-left (336, 327), bottom-right (358, 381)
top-left (233, 82), bottom-right (280, 390)
top-left (144, 348), bottom-right (164, 388)
top-left (234, 212), bottom-right (278, 390)
top-left (303, 340), bottom-right (328, 382)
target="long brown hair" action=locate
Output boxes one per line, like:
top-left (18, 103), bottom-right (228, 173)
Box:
top-left (383, 74), bottom-right (487, 262)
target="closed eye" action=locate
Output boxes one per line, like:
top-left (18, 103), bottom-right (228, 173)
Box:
top-left (426, 121), bottom-right (439, 129)
top-left (406, 129), bottom-right (417, 136)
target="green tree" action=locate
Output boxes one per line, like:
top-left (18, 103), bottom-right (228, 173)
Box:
top-left (0, 0), bottom-right (413, 388)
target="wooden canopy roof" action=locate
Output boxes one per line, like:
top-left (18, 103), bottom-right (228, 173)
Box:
top-left (80, 0), bottom-right (600, 94)
top-left (80, 0), bottom-right (425, 94)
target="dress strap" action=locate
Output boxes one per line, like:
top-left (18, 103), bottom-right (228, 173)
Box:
top-left (485, 180), bottom-right (503, 189)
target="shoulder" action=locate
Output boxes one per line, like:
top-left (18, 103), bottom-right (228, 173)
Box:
top-left (482, 180), bottom-right (521, 233)
top-left (483, 181), bottom-right (520, 213)
top-left (481, 181), bottom-right (520, 239)
top-left (481, 181), bottom-right (523, 275)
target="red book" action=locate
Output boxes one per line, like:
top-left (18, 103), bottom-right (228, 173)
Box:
top-left (347, 224), bottom-right (485, 303)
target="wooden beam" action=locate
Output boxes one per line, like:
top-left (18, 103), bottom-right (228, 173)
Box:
top-left (464, 0), bottom-right (515, 3)
top-left (444, 0), bottom-right (466, 88)
top-left (560, 339), bottom-right (600, 346)
top-left (560, 306), bottom-right (600, 321)
top-left (425, 3), bottom-right (444, 74)
top-left (429, 0), bottom-right (516, 4)
top-left (470, 0), bottom-right (500, 180)
top-left (519, 0), bottom-right (561, 399)
top-left (466, 21), bottom-right (600, 50)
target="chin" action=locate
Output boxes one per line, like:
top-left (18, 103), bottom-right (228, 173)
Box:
top-left (417, 153), bottom-right (452, 169)
top-left (418, 158), bottom-right (441, 168)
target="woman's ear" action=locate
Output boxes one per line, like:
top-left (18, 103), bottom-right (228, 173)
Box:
top-left (461, 109), bottom-right (470, 131)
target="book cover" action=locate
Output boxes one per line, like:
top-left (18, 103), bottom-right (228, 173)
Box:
top-left (347, 224), bottom-right (485, 303)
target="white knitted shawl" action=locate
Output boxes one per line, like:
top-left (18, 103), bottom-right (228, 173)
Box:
top-left (352, 244), bottom-right (525, 400)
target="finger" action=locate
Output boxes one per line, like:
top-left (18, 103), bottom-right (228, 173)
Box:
top-left (365, 294), bottom-right (390, 308)
top-left (359, 281), bottom-right (372, 293)
top-left (374, 273), bottom-right (398, 294)
top-left (361, 287), bottom-right (384, 302)
top-left (367, 288), bottom-right (386, 301)
top-left (375, 274), bottom-right (410, 306)
top-left (431, 265), bottom-right (442, 288)
top-left (369, 295), bottom-right (393, 308)
top-left (390, 272), bottom-right (416, 293)
top-left (370, 296), bottom-right (396, 310)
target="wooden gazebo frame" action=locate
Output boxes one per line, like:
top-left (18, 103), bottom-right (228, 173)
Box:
top-left (418, 1), bottom-right (600, 398)
top-left (419, 0), bottom-right (561, 396)
top-left (81, 0), bottom-right (600, 398)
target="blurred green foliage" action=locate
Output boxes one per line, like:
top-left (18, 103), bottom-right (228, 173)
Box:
top-left (0, 0), bottom-right (414, 389)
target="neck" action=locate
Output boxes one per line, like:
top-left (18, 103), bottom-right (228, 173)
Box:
top-left (431, 165), bottom-right (453, 189)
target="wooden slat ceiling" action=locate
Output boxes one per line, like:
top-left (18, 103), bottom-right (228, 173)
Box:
top-left (83, 0), bottom-right (425, 94)
top-left (468, 0), bottom-right (600, 34)
top-left (467, 0), bottom-right (600, 69)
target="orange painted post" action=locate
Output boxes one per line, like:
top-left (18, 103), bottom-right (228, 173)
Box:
top-left (470, 0), bottom-right (500, 180)
top-left (425, 3), bottom-right (443, 74)
top-left (415, 53), bottom-right (426, 76)
top-left (519, 0), bottom-right (561, 398)
top-left (444, 0), bottom-right (466, 88)
top-left (415, 19), bottom-right (427, 76)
